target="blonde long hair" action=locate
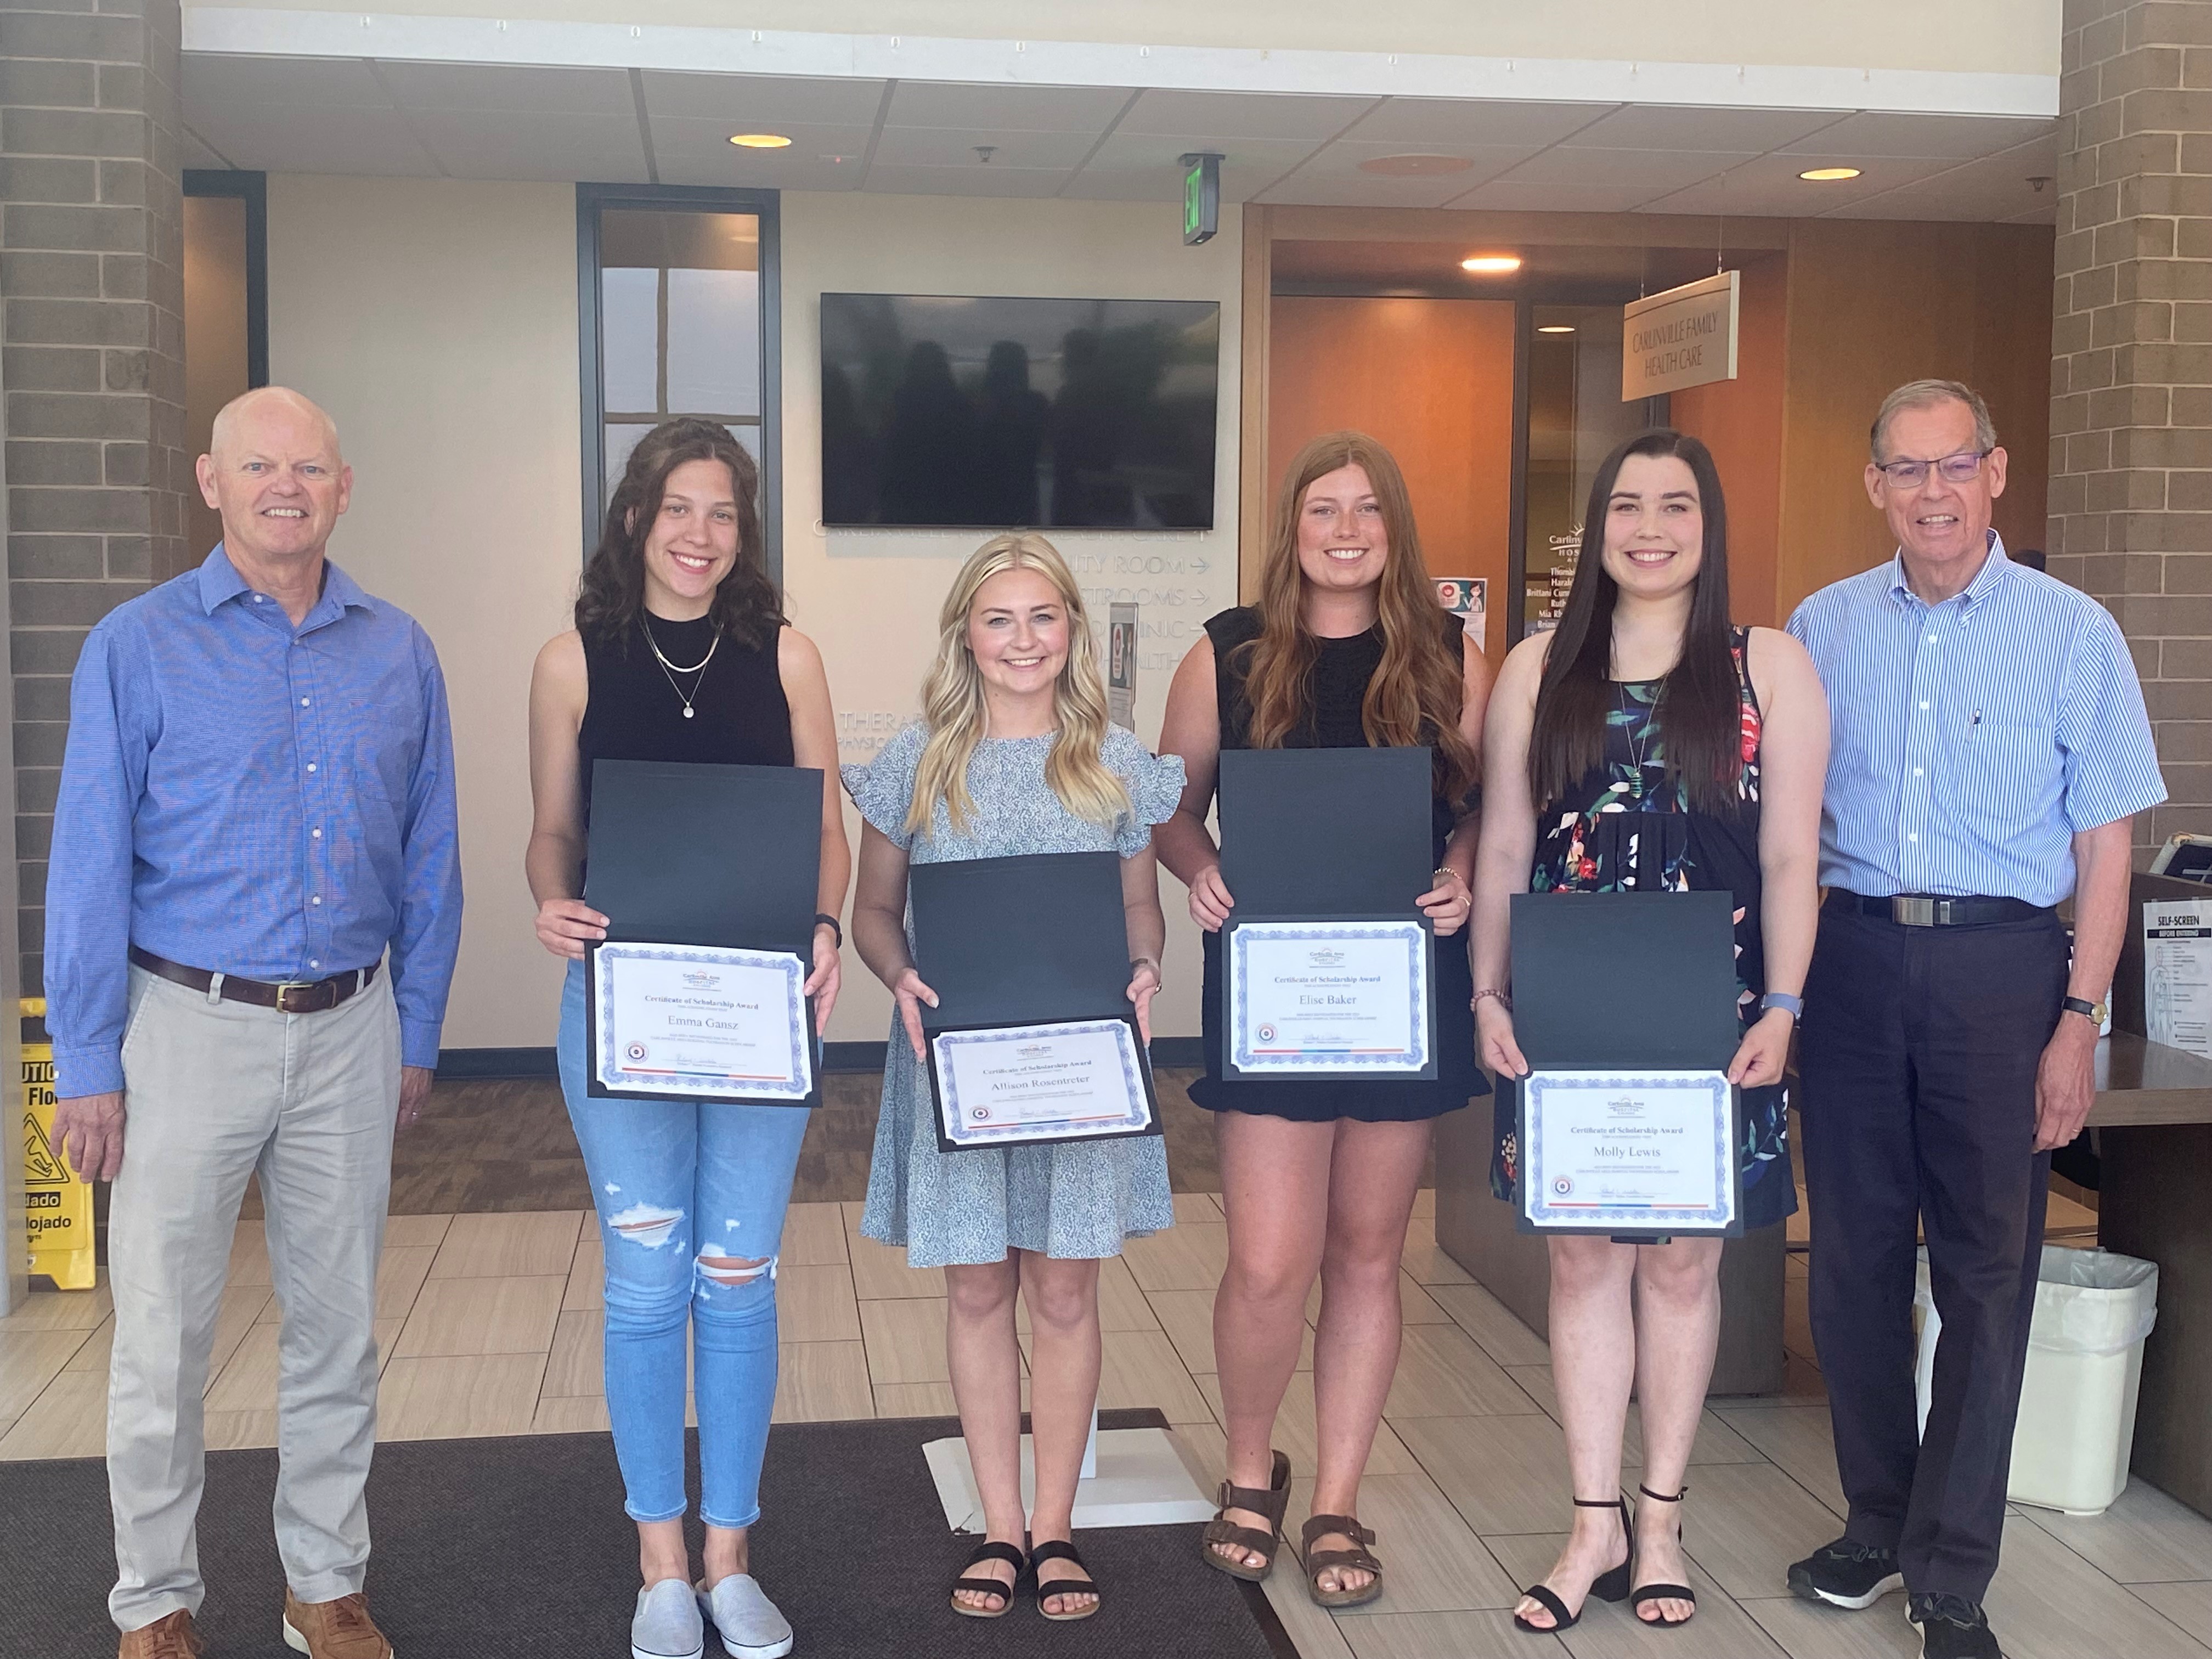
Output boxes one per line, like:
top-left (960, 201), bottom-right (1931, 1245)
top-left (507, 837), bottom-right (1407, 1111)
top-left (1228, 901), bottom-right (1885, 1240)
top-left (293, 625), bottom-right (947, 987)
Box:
top-left (907, 533), bottom-right (1132, 835)
top-left (1240, 431), bottom-right (1477, 803)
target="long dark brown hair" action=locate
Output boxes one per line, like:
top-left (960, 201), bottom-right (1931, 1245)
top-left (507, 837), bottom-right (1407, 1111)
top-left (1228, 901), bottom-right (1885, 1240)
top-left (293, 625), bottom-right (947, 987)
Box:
top-left (575, 418), bottom-right (783, 651)
top-left (1240, 431), bottom-right (1477, 802)
top-left (1528, 429), bottom-right (1741, 815)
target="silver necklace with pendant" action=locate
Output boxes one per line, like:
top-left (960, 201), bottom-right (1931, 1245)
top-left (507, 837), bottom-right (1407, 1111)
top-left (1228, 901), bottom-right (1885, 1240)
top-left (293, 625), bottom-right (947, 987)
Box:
top-left (643, 616), bottom-right (718, 719)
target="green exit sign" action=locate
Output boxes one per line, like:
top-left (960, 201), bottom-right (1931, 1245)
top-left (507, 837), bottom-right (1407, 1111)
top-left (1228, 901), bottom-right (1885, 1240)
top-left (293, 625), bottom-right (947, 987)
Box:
top-left (1181, 151), bottom-right (1221, 245)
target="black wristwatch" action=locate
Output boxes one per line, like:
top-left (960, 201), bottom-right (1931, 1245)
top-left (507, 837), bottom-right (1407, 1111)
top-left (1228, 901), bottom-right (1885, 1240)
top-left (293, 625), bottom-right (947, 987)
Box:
top-left (2062, 995), bottom-right (2107, 1027)
top-left (814, 912), bottom-right (843, 947)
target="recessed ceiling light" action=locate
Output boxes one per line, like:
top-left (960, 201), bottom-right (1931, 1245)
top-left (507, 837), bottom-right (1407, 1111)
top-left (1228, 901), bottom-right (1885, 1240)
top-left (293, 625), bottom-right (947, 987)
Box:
top-left (1358, 153), bottom-right (1475, 177)
top-left (730, 133), bottom-right (793, 149)
top-left (1461, 255), bottom-right (1522, 273)
top-left (1536, 324), bottom-right (1577, 334)
top-left (1798, 166), bottom-right (1861, 182)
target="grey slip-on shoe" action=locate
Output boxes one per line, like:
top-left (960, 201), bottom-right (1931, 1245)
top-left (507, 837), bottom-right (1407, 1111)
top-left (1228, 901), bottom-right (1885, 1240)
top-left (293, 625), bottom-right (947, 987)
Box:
top-left (698, 1575), bottom-right (794, 1659)
top-left (631, 1579), bottom-right (704, 1659)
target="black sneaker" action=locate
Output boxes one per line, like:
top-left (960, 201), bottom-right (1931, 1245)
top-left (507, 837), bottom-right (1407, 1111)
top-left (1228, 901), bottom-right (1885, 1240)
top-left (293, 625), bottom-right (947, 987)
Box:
top-left (1786, 1536), bottom-right (1905, 1609)
top-left (1908, 1593), bottom-right (2002, 1658)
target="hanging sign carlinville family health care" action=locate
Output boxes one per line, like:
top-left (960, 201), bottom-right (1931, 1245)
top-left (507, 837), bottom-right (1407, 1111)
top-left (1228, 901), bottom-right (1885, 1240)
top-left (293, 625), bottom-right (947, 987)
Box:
top-left (1622, 271), bottom-right (1740, 400)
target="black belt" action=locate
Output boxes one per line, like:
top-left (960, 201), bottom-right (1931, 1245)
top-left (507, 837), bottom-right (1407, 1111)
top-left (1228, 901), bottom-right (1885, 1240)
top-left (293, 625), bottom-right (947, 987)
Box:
top-left (129, 946), bottom-right (379, 1013)
top-left (1826, 890), bottom-right (2053, 928)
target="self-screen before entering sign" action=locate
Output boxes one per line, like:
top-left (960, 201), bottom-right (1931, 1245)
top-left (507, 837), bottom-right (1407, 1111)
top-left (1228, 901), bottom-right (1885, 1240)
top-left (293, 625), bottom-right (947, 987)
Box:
top-left (1622, 270), bottom-right (1740, 399)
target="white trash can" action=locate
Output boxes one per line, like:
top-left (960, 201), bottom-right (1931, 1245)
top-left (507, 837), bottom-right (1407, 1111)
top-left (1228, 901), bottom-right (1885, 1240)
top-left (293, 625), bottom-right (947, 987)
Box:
top-left (1914, 1244), bottom-right (2159, 1517)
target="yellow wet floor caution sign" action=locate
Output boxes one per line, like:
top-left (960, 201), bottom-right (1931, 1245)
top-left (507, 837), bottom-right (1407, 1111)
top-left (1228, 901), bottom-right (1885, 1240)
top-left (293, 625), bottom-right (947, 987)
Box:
top-left (22, 996), bottom-right (94, 1289)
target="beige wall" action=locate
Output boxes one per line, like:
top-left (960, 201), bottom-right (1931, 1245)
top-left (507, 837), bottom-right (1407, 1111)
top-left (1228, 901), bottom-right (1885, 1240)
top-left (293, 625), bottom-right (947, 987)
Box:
top-left (778, 190), bottom-right (1244, 1044)
top-left (191, 1), bottom-right (2061, 77)
top-left (267, 174), bottom-right (582, 1050)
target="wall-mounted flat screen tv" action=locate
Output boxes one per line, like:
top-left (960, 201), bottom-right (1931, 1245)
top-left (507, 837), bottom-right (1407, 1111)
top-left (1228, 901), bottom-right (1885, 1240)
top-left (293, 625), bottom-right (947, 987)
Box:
top-left (820, 293), bottom-right (1220, 530)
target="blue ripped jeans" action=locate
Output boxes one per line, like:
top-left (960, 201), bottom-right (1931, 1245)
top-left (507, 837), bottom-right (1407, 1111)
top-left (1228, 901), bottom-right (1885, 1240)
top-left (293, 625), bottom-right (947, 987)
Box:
top-left (557, 961), bottom-right (810, 1528)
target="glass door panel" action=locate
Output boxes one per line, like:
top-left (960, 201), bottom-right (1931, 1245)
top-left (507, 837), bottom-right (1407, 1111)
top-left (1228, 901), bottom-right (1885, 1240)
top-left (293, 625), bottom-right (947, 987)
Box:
top-left (1520, 303), bottom-right (1651, 636)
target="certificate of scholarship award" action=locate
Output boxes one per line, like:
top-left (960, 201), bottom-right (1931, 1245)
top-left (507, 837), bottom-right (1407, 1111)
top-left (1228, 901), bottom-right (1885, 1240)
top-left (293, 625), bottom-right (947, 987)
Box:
top-left (591, 942), bottom-right (814, 1103)
top-left (1224, 919), bottom-right (1432, 1077)
top-left (930, 1018), bottom-right (1156, 1150)
top-left (1521, 1069), bottom-right (1739, 1234)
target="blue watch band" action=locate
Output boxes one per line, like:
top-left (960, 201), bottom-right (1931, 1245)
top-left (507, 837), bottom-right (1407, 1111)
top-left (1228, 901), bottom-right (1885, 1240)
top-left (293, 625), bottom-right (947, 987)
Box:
top-left (1761, 991), bottom-right (1804, 1019)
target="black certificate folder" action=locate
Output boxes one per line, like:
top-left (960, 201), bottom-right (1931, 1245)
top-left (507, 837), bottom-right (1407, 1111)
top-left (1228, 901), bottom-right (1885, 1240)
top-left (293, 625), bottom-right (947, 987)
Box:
top-left (582, 759), bottom-right (824, 1104)
top-left (909, 851), bottom-right (1161, 1150)
top-left (1217, 746), bottom-right (1432, 917)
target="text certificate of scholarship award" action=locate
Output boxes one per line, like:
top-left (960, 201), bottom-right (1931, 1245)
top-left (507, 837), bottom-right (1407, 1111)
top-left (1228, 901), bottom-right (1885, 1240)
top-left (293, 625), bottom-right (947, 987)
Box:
top-left (931, 1018), bottom-right (1155, 1149)
top-left (1521, 1069), bottom-right (1738, 1234)
top-left (1226, 919), bottom-right (1431, 1076)
top-left (592, 942), bottom-right (814, 1103)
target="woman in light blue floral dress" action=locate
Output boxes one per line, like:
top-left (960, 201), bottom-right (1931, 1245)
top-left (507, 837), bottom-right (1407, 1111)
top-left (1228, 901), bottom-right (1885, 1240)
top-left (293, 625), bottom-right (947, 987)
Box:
top-left (844, 533), bottom-right (1182, 1623)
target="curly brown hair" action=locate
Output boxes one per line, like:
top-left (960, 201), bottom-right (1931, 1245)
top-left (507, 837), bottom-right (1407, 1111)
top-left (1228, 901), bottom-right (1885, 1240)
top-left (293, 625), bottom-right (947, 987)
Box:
top-left (575, 419), bottom-right (784, 652)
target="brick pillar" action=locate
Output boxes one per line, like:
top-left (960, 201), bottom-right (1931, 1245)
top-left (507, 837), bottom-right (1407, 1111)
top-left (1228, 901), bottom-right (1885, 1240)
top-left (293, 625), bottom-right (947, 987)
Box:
top-left (1, 0), bottom-right (188, 994)
top-left (2051, 1), bottom-right (2212, 854)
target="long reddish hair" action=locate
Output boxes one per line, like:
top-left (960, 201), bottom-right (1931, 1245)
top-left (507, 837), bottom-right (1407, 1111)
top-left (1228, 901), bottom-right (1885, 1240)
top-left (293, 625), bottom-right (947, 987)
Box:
top-left (1237, 431), bottom-right (1476, 802)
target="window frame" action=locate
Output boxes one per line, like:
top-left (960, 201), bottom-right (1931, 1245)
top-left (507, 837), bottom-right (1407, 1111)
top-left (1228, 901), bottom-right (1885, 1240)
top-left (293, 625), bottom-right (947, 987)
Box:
top-left (575, 183), bottom-right (782, 580)
top-left (182, 168), bottom-right (269, 390)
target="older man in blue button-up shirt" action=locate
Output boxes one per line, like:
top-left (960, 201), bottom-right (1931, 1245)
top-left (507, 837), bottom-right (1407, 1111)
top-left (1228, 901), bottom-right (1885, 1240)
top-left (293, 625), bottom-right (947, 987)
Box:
top-left (1781, 381), bottom-right (2163, 1659)
top-left (46, 387), bottom-right (460, 1659)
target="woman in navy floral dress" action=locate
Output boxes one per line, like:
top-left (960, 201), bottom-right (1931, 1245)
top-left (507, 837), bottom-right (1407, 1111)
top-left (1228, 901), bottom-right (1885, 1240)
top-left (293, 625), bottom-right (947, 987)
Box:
top-left (1470, 430), bottom-right (1829, 1637)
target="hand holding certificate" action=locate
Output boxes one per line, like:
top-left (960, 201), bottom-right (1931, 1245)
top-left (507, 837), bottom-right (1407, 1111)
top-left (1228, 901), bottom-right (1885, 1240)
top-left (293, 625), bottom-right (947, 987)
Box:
top-left (910, 851), bottom-right (1161, 1152)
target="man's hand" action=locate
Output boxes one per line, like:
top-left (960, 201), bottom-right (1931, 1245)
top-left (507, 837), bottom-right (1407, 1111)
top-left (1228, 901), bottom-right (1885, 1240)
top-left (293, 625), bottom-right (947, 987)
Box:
top-left (397, 1065), bottom-right (434, 1131)
top-left (53, 1091), bottom-right (126, 1181)
top-left (2034, 1014), bottom-right (2100, 1153)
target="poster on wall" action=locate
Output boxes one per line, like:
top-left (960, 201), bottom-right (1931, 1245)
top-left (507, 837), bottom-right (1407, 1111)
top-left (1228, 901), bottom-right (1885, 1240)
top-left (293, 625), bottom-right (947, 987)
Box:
top-left (1108, 602), bottom-right (1137, 730)
top-left (1525, 531), bottom-right (1582, 635)
top-left (1432, 578), bottom-right (1487, 655)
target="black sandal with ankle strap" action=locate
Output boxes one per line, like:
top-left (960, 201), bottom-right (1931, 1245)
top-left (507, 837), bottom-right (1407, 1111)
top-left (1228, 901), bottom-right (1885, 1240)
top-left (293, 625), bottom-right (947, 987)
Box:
top-left (949, 1540), bottom-right (1024, 1619)
top-left (1200, 1449), bottom-right (1291, 1583)
top-left (1028, 1539), bottom-right (1101, 1622)
top-left (1513, 1496), bottom-right (1632, 1634)
top-left (1630, 1484), bottom-right (1697, 1628)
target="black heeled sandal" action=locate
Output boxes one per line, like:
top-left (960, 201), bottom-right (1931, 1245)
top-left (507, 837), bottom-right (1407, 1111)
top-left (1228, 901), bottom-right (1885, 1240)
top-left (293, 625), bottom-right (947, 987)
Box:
top-left (949, 1540), bottom-right (1025, 1619)
top-left (1028, 1539), bottom-right (1101, 1622)
top-left (1630, 1484), bottom-right (1697, 1628)
top-left (1512, 1496), bottom-right (1632, 1634)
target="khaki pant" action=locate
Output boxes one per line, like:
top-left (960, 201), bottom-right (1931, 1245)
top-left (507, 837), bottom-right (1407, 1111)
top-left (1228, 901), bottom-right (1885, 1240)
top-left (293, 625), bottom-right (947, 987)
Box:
top-left (106, 963), bottom-right (399, 1632)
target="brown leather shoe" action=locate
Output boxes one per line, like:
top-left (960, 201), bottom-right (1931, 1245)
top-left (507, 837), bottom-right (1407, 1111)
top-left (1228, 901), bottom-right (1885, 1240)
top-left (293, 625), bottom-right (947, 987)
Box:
top-left (282, 1590), bottom-right (394, 1659)
top-left (118, 1610), bottom-right (204, 1659)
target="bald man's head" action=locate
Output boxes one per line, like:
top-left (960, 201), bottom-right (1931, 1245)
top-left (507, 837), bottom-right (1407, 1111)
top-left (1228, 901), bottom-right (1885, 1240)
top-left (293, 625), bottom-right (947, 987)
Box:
top-left (196, 385), bottom-right (351, 575)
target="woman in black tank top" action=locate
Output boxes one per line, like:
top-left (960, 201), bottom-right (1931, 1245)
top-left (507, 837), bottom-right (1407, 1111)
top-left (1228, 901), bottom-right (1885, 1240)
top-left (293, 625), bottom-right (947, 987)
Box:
top-left (524, 419), bottom-right (849, 1659)
top-left (1156, 432), bottom-right (1492, 1610)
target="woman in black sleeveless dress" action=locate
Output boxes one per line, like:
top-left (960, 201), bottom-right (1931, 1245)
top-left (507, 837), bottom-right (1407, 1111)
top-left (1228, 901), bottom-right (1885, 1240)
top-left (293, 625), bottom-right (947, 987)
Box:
top-left (525, 419), bottom-right (849, 1659)
top-left (1471, 431), bottom-right (1827, 1635)
top-left (1158, 432), bottom-right (1491, 1608)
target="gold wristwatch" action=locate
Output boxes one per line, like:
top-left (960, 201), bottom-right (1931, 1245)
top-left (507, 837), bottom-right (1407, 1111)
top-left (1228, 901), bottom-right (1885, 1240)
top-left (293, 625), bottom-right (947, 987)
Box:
top-left (2062, 996), bottom-right (2108, 1027)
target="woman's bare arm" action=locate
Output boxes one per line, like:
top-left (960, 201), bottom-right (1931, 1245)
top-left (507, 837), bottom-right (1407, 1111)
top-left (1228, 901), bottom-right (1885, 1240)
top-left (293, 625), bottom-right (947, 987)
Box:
top-left (525, 630), bottom-right (604, 958)
top-left (1155, 634), bottom-right (1235, 929)
top-left (780, 625), bottom-right (851, 1028)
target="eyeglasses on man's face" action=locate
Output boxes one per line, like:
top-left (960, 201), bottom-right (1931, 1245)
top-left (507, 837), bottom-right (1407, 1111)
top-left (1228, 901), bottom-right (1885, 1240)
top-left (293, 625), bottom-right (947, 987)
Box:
top-left (1874, 448), bottom-right (1993, 489)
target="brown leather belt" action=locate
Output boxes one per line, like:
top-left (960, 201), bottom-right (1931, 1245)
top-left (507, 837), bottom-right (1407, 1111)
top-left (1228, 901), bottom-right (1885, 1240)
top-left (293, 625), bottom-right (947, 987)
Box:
top-left (129, 946), bottom-right (379, 1014)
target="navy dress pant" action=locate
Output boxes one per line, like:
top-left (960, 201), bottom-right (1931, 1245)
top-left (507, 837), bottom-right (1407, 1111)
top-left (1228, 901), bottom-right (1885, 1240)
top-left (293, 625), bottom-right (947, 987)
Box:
top-left (1797, 899), bottom-right (2066, 1601)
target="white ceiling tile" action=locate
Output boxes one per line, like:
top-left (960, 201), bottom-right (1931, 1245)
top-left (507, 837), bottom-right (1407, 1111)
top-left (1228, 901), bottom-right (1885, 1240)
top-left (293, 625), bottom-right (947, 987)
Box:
top-left (1821, 141), bottom-right (2064, 222)
top-left (649, 116), bottom-right (877, 164)
top-left (1343, 98), bottom-right (1612, 147)
top-left (860, 162), bottom-right (1073, 199)
top-left (639, 71), bottom-right (886, 125)
top-left (883, 80), bottom-right (1132, 132)
top-left (1256, 171), bottom-right (1483, 209)
top-left (1447, 178), bottom-right (1667, 214)
top-left (1637, 151), bottom-right (1960, 216)
top-left (1299, 139), bottom-right (1540, 182)
top-left (374, 61), bottom-right (635, 116)
top-left (1499, 146), bottom-right (1753, 190)
top-left (405, 109), bottom-right (647, 183)
top-left (1119, 88), bottom-right (1373, 142)
top-left (1560, 103), bottom-right (1853, 151)
top-left (871, 125), bottom-right (1101, 170)
top-left (183, 52), bottom-right (389, 111)
top-left (656, 150), bottom-right (862, 191)
top-left (1777, 111), bottom-right (2056, 159)
top-left (182, 105), bottom-right (439, 177)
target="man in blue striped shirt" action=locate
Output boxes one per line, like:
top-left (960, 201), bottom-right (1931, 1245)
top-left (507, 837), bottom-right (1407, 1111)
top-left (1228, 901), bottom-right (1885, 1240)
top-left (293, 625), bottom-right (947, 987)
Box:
top-left (45, 387), bottom-right (461, 1659)
top-left (1782, 381), bottom-right (2163, 1659)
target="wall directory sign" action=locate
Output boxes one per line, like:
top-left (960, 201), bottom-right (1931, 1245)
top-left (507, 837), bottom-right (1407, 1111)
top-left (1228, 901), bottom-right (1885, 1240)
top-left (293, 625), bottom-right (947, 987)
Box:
top-left (1108, 601), bottom-right (1137, 729)
top-left (1621, 271), bottom-right (1740, 400)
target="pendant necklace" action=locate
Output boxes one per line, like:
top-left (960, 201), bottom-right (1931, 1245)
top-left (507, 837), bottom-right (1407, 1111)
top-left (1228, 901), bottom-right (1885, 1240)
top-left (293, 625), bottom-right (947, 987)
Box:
top-left (643, 616), bottom-right (718, 719)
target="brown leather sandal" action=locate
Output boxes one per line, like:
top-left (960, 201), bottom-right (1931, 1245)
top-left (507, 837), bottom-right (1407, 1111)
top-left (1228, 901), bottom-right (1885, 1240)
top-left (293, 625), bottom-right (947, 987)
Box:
top-left (1301, 1513), bottom-right (1384, 1609)
top-left (1200, 1449), bottom-right (1292, 1582)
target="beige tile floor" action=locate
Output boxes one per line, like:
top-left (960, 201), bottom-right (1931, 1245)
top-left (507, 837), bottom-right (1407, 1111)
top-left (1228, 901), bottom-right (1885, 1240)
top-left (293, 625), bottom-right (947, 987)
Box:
top-left (5, 1190), bottom-right (2207, 1658)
